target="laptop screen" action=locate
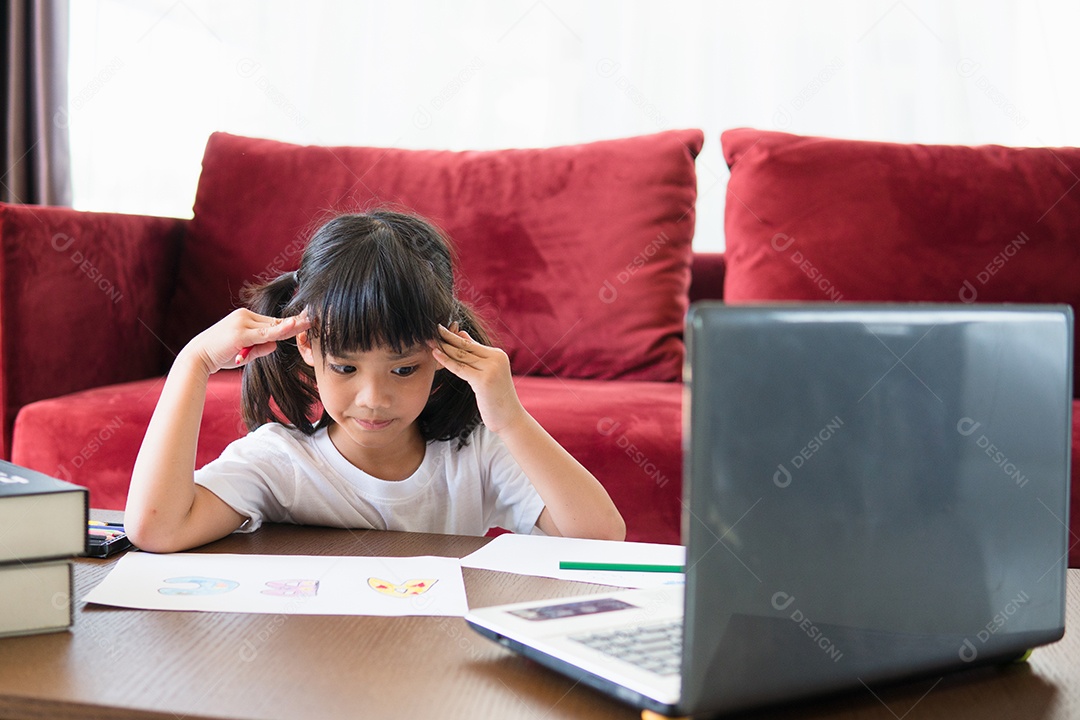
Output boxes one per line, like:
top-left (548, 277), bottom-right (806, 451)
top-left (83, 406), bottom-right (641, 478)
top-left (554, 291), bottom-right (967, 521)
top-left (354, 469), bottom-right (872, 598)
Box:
top-left (681, 304), bottom-right (1072, 714)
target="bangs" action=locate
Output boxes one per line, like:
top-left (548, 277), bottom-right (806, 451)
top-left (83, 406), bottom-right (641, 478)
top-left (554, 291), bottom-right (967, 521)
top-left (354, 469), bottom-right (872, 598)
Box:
top-left (302, 228), bottom-right (453, 358)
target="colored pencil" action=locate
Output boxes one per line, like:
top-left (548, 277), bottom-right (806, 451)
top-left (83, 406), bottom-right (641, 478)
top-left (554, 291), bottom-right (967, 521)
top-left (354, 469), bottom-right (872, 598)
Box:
top-left (559, 561), bottom-right (685, 573)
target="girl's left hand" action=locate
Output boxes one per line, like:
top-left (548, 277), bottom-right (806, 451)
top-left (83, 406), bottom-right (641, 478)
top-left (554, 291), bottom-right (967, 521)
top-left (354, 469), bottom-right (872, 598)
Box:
top-left (431, 323), bottom-right (527, 434)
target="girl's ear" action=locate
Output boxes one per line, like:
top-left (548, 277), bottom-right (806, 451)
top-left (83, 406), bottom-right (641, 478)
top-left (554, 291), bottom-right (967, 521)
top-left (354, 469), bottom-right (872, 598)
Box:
top-left (296, 331), bottom-right (316, 367)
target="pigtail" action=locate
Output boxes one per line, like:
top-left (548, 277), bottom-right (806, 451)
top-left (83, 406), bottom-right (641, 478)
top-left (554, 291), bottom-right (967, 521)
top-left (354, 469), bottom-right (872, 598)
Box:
top-left (239, 272), bottom-right (323, 433)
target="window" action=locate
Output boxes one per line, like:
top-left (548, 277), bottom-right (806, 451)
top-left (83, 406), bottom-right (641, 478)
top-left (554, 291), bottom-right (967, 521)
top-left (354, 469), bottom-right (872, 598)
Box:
top-left (68, 0), bottom-right (1080, 250)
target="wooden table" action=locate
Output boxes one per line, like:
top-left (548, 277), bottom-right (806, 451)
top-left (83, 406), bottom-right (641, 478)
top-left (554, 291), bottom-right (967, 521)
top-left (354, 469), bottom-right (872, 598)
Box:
top-left (0, 523), bottom-right (1076, 720)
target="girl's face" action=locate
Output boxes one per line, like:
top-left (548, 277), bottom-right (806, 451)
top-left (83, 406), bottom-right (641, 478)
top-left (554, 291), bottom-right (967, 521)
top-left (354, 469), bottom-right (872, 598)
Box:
top-left (297, 332), bottom-right (438, 475)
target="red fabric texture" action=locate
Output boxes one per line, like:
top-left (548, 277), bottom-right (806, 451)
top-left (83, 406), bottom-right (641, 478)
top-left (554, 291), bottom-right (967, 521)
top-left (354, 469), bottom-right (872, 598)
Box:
top-left (688, 253), bottom-right (726, 304)
top-left (0, 202), bottom-right (186, 457)
top-left (12, 372), bottom-right (683, 545)
top-left (512, 376), bottom-right (682, 544)
top-left (721, 128), bottom-right (1080, 395)
top-left (12, 372), bottom-right (245, 511)
top-left (168, 130), bottom-right (704, 382)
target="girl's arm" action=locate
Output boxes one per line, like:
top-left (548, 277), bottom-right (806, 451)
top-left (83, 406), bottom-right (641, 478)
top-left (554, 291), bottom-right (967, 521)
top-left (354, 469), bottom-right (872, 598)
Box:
top-left (124, 309), bottom-right (309, 553)
top-left (432, 324), bottom-right (626, 541)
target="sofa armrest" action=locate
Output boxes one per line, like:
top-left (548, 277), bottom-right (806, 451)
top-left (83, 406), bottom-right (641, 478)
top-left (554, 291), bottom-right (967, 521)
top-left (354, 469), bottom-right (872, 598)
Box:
top-left (0, 203), bottom-right (187, 457)
top-left (689, 252), bottom-right (725, 303)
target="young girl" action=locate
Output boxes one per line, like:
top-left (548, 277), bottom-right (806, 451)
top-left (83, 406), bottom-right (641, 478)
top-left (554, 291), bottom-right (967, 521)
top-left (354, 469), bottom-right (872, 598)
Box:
top-left (125, 210), bottom-right (625, 553)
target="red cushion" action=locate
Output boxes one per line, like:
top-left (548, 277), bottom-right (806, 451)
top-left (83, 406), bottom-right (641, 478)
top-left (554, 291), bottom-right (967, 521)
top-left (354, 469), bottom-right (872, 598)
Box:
top-left (11, 372), bottom-right (245, 512)
top-left (168, 130), bottom-right (704, 381)
top-left (721, 128), bottom-right (1080, 394)
top-left (512, 376), bottom-right (682, 544)
top-left (11, 372), bottom-right (683, 545)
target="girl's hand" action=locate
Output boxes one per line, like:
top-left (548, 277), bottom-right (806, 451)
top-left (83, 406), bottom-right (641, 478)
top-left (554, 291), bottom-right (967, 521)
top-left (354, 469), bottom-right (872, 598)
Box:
top-left (185, 308), bottom-right (311, 376)
top-left (432, 323), bottom-right (526, 434)
top-left (433, 323), bottom-right (626, 540)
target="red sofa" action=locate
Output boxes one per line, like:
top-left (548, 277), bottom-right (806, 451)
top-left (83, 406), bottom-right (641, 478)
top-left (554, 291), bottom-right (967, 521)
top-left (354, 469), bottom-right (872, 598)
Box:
top-left (2, 128), bottom-right (1077, 565)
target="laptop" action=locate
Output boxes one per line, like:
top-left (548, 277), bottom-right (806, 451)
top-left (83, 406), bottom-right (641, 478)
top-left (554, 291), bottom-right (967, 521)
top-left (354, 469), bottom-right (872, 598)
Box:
top-left (466, 303), bottom-right (1073, 717)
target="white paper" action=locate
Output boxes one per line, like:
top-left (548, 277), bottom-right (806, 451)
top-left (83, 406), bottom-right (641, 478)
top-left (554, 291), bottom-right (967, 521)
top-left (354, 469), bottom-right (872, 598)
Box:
top-left (460, 534), bottom-right (685, 588)
top-left (83, 553), bottom-right (468, 616)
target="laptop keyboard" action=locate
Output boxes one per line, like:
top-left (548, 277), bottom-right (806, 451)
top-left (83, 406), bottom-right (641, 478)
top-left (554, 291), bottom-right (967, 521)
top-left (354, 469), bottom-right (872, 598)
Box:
top-left (569, 620), bottom-right (683, 676)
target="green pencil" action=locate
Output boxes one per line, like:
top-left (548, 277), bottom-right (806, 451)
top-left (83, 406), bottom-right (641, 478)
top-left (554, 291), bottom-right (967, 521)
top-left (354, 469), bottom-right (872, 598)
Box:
top-left (559, 561), bottom-right (685, 573)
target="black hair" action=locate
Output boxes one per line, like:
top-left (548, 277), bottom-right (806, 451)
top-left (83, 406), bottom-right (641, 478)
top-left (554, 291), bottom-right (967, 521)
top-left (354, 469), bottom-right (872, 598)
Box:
top-left (239, 209), bottom-right (491, 448)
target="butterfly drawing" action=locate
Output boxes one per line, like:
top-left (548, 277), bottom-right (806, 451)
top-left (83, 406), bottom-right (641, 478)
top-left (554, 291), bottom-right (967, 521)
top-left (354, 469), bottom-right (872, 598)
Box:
top-left (367, 577), bottom-right (438, 597)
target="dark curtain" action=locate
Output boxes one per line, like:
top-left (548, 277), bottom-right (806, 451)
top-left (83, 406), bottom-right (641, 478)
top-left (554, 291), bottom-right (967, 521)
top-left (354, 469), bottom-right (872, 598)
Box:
top-left (1, 0), bottom-right (70, 206)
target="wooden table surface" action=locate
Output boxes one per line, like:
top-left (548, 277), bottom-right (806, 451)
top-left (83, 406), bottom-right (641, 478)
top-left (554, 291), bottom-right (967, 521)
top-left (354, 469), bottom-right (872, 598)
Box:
top-left (0, 522), bottom-right (1076, 720)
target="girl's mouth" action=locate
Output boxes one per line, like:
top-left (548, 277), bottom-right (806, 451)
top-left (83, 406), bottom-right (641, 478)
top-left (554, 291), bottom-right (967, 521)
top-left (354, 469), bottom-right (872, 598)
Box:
top-left (354, 417), bottom-right (394, 431)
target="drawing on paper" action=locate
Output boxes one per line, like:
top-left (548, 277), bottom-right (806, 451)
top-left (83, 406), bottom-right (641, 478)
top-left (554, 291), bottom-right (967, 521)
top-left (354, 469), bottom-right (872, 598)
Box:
top-left (261, 579), bottom-right (320, 597)
top-left (368, 577), bottom-right (438, 597)
top-left (84, 553), bottom-right (469, 616)
top-left (159, 576), bottom-right (240, 596)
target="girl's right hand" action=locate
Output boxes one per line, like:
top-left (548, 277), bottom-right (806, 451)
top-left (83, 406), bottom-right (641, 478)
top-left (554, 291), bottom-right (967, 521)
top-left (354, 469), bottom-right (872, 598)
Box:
top-left (185, 308), bottom-right (311, 375)
top-left (128, 306), bottom-right (309, 553)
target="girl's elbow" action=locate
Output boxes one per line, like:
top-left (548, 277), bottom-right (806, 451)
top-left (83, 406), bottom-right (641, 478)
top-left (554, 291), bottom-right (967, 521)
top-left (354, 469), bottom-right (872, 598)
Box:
top-left (122, 509), bottom-right (150, 548)
top-left (124, 523), bottom-right (171, 554)
top-left (584, 510), bottom-right (626, 541)
top-left (124, 512), bottom-right (185, 554)
top-left (604, 513), bottom-right (627, 541)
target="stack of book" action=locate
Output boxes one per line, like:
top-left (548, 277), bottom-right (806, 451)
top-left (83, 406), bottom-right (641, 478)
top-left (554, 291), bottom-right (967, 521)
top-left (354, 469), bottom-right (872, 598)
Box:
top-left (0, 459), bottom-right (88, 638)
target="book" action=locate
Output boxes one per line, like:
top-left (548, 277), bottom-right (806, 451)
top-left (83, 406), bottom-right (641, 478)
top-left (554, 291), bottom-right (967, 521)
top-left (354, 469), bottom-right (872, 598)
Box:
top-left (0, 560), bottom-right (74, 637)
top-left (0, 459), bottom-right (88, 563)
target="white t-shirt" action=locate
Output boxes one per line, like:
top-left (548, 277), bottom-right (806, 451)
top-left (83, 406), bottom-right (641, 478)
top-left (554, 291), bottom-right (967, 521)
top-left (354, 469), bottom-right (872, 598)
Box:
top-left (194, 423), bottom-right (546, 536)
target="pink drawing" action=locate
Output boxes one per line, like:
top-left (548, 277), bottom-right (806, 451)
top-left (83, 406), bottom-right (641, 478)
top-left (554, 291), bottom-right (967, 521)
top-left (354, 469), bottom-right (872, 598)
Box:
top-left (261, 579), bottom-right (320, 597)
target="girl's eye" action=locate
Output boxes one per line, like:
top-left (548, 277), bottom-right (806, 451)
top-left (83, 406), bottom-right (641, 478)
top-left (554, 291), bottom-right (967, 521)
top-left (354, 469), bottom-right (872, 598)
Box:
top-left (392, 365), bottom-right (419, 377)
top-left (330, 364), bottom-right (356, 375)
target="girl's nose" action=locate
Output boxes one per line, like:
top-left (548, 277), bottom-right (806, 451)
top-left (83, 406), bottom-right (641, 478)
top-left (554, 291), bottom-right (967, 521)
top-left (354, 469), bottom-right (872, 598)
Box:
top-left (354, 378), bottom-right (392, 409)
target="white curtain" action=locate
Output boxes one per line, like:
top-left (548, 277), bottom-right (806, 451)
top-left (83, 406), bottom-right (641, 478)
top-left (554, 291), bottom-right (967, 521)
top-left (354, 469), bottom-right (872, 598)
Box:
top-left (68, 0), bottom-right (1080, 250)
